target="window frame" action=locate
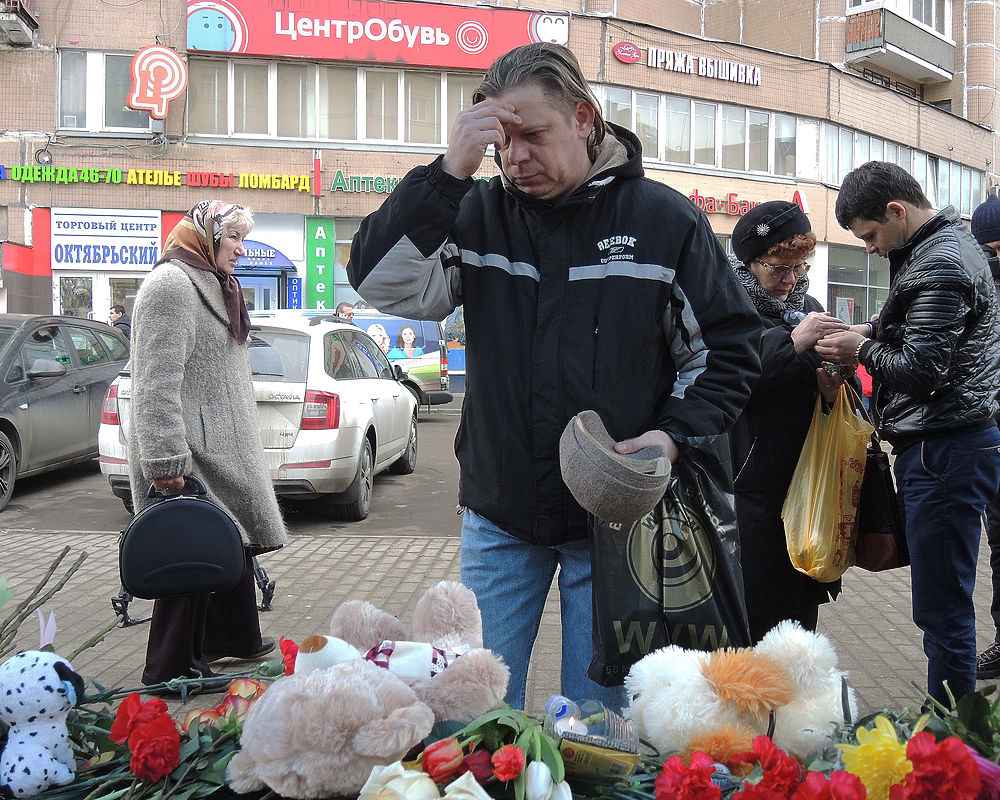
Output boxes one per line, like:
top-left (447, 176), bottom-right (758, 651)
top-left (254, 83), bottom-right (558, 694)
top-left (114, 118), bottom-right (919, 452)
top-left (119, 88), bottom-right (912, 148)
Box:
top-left (58, 49), bottom-right (153, 134)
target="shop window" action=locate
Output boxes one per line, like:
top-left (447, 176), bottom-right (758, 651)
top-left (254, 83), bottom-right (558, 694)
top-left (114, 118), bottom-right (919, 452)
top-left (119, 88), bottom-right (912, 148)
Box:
top-left (58, 50), bottom-right (151, 133)
top-left (896, 145), bottom-right (911, 172)
top-left (827, 245), bottom-right (891, 325)
top-left (774, 113), bottom-right (796, 177)
top-left (912, 151), bottom-right (927, 199)
top-left (693, 102), bottom-right (716, 167)
top-left (334, 219), bottom-right (363, 310)
top-left (870, 137), bottom-right (884, 162)
top-left (854, 133), bottom-right (870, 168)
top-left (749, 111), bottom-right (769, 172)
top-left (961, 166), bottom-right (972, 215)
top-left (721, 106), bottom-right (745, 171)
top-left (950, 160), bottom-right (962, 210)
top-left (188, 60), bottom-right (228, 135)
top-left (405, 73), bottom-right (441, 144)
top-left (884, 140), bottom-right (897, 166)
top-left (366, 71), bottom-right (399, 141)
top-left (234, 63), bottom-right (269, 135)
top-left (319, 66), bottom-right (357, 140)
top-left (665, 97), bottom-right (691, 164)
top-left (277, 63), bottom-right (316, 138)
top-left (447, 74), bottom-right (481, 137)
top-left (604, 87), bottom-right (631, 130)
top-left (635, 92), bottom-right (659, 159)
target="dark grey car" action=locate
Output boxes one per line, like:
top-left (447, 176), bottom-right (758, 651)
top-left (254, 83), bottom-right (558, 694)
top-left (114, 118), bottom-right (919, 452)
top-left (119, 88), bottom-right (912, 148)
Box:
top-left (0, 314), bottom-right (129, 511)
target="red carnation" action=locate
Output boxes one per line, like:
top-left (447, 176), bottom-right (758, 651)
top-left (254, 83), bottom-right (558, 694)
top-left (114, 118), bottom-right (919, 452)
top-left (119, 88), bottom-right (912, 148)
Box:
top-left (888, 733), bottom-right (980, 800)
top-left (463, 749), bottom-right (493, 783)
top-left (128, 713), bottom-right (181, 784)
top-left (732, 785), bottom-right (788, 800)
top-left (654, 752), bottom-right (721, 800)
top-left (279, 637), bottom-right (298, 676)
top-left (794, 770), bottom-right (867, 800)
top-left (110, 693), bottom-right (169, 745)
top-left (491, 744), bottom-right (526, 782)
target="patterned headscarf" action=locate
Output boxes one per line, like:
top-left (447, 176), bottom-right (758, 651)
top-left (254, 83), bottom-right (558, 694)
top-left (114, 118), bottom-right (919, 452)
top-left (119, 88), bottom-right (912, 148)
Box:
top-left (156, 201), bottom-right (251, 344)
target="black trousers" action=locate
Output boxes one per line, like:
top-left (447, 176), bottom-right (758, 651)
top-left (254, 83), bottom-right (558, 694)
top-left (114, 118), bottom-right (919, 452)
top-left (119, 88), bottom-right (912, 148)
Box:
top-left (141, 550), bottom-right (262, 684)
top-left (986, 489), bottom-right (1000, 639)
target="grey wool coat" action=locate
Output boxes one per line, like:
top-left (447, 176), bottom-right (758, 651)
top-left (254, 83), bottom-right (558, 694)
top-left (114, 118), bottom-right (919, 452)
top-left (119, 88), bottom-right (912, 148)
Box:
top-left (127, 260), bottom-right (288, 552)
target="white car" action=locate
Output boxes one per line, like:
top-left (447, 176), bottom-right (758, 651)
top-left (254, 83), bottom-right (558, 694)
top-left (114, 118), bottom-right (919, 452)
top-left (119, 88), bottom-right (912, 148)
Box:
top-left (98, 313), bottom-right (418, 521)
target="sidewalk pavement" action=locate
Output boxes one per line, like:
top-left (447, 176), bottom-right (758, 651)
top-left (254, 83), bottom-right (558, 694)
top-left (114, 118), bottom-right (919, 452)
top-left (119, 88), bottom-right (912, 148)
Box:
top-left (4, 528), bottom-right (1000, 716)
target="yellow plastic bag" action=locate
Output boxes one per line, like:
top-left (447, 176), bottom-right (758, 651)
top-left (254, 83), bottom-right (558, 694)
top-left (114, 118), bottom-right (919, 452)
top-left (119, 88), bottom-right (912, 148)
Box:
top-left (780, 384), bottom-right (874, 583)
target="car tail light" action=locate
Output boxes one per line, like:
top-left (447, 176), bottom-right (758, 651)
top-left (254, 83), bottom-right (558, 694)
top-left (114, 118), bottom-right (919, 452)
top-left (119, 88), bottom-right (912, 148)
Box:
top-left (301, 390), bottom-right (340, 430)
top-left (101, 384), bottom-right (120, 426)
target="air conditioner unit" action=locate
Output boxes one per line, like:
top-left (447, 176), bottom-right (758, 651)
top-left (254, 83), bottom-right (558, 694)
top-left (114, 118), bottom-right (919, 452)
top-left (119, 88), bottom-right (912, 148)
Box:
top-left (0, 1), bottom-right (39, 47)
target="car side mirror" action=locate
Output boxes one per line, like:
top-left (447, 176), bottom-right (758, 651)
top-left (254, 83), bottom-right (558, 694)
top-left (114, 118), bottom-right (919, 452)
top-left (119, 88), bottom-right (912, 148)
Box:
top-left (393, 364), bottom-right (406, 381)
top-left (27, 359), bottom-right (67, 380)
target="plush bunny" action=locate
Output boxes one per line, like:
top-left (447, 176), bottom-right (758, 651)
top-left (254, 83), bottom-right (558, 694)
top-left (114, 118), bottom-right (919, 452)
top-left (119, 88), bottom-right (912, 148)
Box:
top-left (625, 621), bottom-right (856, 761)
top-left (328, 581), bottom-right (509, 723)
top-left (227, 660), bottom-right (434, 799)
top-left (0, 650), bottom-right (84, 797)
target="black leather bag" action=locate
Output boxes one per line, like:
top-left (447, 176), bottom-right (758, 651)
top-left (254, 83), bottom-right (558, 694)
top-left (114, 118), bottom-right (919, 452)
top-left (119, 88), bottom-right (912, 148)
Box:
top-left (846, 386), bottom-right (910, 572)
top-left (119, 476), bottom-right (246, 600)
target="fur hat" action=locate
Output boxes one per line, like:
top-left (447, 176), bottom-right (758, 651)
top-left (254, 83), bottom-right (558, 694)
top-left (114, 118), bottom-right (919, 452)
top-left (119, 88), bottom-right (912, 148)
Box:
top-left (559, 410), bottom-right (670, 525)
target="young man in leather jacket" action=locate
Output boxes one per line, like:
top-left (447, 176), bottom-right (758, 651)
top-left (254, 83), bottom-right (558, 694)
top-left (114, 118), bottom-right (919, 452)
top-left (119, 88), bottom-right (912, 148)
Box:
top-left (818, 162), bottom-right (1000, 707)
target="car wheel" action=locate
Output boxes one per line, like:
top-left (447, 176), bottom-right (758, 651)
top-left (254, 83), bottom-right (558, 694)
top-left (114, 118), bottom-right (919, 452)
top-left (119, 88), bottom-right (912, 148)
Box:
top-left (0, 431), bottom-right (15, 512)
top-left (330, 436), bottom-right (374, 521)
top-left (389, 415), bottom-right (418, 475)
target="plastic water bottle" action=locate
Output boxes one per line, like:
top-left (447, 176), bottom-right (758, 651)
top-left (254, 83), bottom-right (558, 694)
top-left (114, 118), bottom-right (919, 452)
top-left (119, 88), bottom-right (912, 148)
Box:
top-left (782, 309), bottom-right (807, 327)
top-left (544, 695), bottom-right (581, 723)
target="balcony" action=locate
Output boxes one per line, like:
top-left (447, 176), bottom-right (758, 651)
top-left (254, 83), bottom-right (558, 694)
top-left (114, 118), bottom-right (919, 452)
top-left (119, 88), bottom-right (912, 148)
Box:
top-left (0, 0), bottom-right (38, 47)
top-left (846, 7), bottom-right (954, 84)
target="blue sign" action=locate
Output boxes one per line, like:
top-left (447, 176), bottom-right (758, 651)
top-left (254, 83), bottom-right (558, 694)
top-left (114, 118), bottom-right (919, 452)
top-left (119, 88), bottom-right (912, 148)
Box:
top-left (237, 240), bottom-right (295, 272)
top-left (287, 276), bottom-right (303, 309)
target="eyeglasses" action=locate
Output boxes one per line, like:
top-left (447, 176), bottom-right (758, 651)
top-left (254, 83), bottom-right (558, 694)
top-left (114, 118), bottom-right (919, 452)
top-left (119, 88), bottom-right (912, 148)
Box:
top-left (755, 260), bottom-right (810, 279)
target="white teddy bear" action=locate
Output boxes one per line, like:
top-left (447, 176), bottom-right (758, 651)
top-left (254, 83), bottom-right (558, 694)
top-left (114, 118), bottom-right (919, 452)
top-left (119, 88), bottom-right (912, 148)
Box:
top-left (0, 650), bottom-right (83, 797)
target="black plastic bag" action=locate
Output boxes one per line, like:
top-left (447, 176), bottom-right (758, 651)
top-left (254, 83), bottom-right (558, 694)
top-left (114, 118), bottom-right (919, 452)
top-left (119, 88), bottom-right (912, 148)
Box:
top-left (588, 445), bottom-right (752, 687)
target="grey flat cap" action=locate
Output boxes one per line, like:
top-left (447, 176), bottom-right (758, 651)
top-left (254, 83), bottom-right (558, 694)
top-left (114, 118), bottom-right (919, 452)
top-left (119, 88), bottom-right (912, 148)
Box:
top-left (559, 410), bottom-right (671, 525)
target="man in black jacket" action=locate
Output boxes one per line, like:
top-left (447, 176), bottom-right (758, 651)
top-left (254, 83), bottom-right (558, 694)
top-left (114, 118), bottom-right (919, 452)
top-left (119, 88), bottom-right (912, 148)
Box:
top-left (348, 43), bottom-right (761, 710)
top-left (818, 162), bottom-right (1000, 706)
top-left (109, 304), bottom-right (131, 339)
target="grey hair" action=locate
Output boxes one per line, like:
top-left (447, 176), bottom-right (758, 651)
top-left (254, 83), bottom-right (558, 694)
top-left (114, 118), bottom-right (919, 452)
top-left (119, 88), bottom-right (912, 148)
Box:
top-left (222, 204), bottom-right (255, 237)
top-left (474, 43), bottom-right (607, 160)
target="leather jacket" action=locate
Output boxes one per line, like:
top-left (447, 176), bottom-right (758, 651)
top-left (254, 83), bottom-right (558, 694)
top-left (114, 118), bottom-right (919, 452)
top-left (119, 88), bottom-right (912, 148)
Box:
top-left (859, 206), bottom-right (1000, 447)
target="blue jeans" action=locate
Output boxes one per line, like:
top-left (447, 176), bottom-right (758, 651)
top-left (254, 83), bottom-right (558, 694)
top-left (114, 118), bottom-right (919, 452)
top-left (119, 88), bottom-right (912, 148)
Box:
top-left (459, 509), bottom-right (626, 712)
top-left (894, 425), bottom-right (1000, 706)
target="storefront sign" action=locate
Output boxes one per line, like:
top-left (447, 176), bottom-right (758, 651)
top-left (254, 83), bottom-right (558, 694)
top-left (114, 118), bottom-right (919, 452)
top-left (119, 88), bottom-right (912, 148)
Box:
top-left (237, 240), bottom-right (295, 271)
top-left (287, 276), bottom-right (303, 309)
top-left (305, 218), bottom-right (334, 310)
top-left (612, 41), bottom-right (762, 87)
top-left (186, 0), bottom-right (568, 70)
top-left (688, 188), bottom-right (807, 216)
top-left (127, 46), bottom-right (188, 119)
top-left (51, 208), bottom-right (161, 269)
top-left (330, 170), bottom-right (401, 194)
top-left (0, 165), bottom-right (313, 193)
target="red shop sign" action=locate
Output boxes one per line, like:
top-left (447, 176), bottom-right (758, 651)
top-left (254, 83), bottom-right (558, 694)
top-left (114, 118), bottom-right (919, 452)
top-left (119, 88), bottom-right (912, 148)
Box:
top-left (612, 41), bottom-right (642, 64)
top-left (186, 0), bottom-right (570, 70)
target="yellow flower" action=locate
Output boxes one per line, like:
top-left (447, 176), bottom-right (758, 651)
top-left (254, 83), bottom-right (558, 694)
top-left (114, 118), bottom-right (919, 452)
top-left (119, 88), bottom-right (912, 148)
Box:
top-left (837, 715), bottom-right (912, 800)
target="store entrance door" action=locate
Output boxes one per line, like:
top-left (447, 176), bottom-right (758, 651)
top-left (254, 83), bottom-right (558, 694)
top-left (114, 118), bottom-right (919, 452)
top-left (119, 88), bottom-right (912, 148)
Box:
top-left (55, 274), bottom-right (96, 320)
top-left (239, 276), bottom-right (279, 312)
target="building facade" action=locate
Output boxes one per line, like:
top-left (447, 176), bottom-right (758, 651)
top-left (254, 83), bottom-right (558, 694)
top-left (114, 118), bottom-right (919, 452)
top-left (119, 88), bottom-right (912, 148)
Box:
top-left (0, 0), bottom-right (995, 333)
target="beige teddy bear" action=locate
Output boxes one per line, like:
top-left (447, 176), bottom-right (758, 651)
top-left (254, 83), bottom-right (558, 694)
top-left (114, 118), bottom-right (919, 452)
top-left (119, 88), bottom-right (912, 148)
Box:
top-left (227, 659), bottom-right (434, 799)
top-left (329, 581), bottom-right (510, 723)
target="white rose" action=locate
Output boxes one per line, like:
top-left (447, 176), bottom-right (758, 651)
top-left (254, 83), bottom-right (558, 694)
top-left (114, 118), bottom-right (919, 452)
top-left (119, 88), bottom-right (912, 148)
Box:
top-left (442, 771), bottom-right (494, 800)
top-left (360, 762), bottom-right (441, 800)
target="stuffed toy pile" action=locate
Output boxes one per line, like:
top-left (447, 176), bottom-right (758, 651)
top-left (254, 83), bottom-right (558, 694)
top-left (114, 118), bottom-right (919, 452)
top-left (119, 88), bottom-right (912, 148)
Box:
top-left (0, 650), bottom-right (84, 797)
top-left (228, 581), bottom-right (509, 799)
top-left (625, 621), bottom-right (856, 762)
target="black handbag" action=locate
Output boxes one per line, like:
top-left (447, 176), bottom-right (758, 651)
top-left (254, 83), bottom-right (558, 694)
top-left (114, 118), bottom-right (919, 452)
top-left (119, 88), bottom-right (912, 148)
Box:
top-left (846, 386), bottom-right (910, 572)
top-left (119, 476), bottom-right (246, 599)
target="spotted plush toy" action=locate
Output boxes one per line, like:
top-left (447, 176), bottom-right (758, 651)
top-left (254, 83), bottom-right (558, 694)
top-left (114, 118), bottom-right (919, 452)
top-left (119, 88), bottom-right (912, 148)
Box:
top-left (0, 650), bottom-right (83, 797)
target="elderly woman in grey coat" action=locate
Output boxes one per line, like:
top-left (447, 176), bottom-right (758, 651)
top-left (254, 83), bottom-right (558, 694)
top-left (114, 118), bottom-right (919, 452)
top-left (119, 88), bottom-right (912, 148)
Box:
top-left (129, 200), bottom-right (287, 690)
